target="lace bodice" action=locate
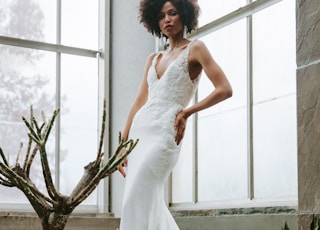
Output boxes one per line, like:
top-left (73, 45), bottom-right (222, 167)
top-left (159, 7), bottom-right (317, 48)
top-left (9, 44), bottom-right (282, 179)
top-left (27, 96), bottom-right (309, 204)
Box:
top-left (131, 42), bottom-right (201, 145)
top-left (147, 42), bottom-right (200, 108)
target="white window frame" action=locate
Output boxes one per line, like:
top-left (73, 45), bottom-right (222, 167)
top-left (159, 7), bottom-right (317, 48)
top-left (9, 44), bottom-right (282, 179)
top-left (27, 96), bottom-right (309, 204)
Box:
top-left (169, 0), bottom-right (297, 211)
top-left (0, 0), bottom-right (111, 214)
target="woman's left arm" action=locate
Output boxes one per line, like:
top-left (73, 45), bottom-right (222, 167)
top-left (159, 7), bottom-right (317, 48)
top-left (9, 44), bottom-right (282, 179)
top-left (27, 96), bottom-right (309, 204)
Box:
top-left (175, 40), bottom-right (232, 144)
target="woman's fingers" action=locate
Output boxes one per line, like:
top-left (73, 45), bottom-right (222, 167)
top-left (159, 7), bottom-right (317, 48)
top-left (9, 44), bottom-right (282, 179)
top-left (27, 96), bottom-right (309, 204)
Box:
top-left (117, 148), bottom-right (128, 177)
top-left (118, 162), bottom-right (127, 177)
top-left (118, 159), bottom-right (128, 177)
top-left (175, 111), bottom-right (187, 145)
top-left (175, 123), bottom-right (186, 145)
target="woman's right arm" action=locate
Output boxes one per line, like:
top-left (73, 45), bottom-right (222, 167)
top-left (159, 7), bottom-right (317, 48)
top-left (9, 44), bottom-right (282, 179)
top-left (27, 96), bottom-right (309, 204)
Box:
top-left (121, 53), bottom-right (155, 141)
top-left (118, 53), bottom-right (155, 177)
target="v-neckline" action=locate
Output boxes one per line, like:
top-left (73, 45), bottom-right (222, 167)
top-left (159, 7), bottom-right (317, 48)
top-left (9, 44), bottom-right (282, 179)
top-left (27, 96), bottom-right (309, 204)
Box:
top-left (154, 43), bottom-right (190, 80)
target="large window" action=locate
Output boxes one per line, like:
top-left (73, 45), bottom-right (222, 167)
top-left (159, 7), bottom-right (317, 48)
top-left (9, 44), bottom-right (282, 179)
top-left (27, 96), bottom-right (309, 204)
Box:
top-left (172, 0), bottom-right (297, 208)
top-left (0, 0), bottom-right (108, 211)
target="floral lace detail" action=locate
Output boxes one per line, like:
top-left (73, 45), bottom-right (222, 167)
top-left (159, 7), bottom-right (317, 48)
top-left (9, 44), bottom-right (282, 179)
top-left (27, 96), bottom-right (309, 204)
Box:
top-left (147, 42), bottom-right (200, 108)
top-left (131, 42), bottom-right (200, 148)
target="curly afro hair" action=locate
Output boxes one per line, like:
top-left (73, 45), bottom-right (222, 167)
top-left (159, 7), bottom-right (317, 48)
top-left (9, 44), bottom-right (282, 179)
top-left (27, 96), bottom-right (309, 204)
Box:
top-left (139, 0), bottom-right (200, 38)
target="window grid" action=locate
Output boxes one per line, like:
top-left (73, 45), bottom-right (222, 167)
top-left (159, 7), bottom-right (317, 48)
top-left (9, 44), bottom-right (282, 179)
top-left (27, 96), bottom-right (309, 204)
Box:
top-left (0, 0), bottom-right (109, 212)
top-left (170, 0), bottom-right (295, 209)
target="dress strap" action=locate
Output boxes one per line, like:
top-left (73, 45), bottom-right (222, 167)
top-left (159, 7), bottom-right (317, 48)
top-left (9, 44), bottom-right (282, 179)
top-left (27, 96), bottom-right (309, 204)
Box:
top-left (179, 40), bottom-right (194, 64)
top-left (185, 40), bottom-right (194, 57)
top-left (184, 40), bottom-right (201, 82)
top-left (151, 51), bottom-right (162, 68)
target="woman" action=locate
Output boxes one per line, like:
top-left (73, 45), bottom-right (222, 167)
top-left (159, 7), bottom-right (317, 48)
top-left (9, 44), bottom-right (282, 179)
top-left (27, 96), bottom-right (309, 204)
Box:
top-left (118, 0), bottom-right (232, 229)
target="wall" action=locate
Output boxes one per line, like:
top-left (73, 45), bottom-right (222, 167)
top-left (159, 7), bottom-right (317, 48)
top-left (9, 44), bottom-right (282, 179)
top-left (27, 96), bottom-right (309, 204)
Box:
top-left (109, 0), bottom-right (154, 217)
top-left (175, 214), bottom-right (298, 230)
top-left (0, 211), bottom-right (298, 230)
top-left (297, 0), bottom-right (320, 228)
top-left (0, 213), bottom-right (119, 230)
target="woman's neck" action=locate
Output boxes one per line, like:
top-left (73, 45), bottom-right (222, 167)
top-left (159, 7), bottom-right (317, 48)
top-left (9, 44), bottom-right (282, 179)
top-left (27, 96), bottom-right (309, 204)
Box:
top-left (168, 37), bottom-right (188, 51)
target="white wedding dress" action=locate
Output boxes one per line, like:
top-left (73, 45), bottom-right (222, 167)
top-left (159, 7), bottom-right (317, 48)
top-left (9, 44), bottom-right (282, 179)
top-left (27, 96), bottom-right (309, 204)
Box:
top-left (120, 42), bottom-right (200, 230)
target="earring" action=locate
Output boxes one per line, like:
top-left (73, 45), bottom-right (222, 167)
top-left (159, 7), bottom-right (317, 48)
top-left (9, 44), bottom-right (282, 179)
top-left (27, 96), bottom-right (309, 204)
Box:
top-left (183, 25), bottom-right (188, 39)
top-left (159, 32), bottom-right (164, 50)
top-left (158, 32), bottom-right (168, 51)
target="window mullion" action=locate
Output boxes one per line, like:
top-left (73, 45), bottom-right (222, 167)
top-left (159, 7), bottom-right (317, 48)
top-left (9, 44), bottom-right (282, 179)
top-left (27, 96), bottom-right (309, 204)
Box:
top-left (97, 0), bottom-right (111, 213)
top-left (193, 92), bottom-right (199, 204)
top-left (247, 0), bottom-right (254, 201)
top-left (189, 0), bottom-right (283, 40)
top-left (0, 36), bottom-right (98, 58)
top-left (55, 0), bottom-right (62, 191)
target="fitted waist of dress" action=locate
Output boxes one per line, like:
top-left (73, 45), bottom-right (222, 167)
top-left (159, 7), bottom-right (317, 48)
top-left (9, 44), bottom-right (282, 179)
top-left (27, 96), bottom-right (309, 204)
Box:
top-left (146, 97), bottom-right (185, 109)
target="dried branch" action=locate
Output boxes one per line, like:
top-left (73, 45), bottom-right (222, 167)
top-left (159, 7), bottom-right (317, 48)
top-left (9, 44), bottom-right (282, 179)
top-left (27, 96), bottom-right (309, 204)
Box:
top-left (70, 134), bottom-right (138, 208)
top-left (23, 137), bottom-right (33, 172)
top-left (22, 117), bottom-right (41, 144)
top-left (99, 137), bottom-right (138, 179)
top-left (0, 155), bottom-right (12, 187)
top-left (23, 109), bottom-right (62, 201)
top-left (0, 148), bottom-right (9, 166)
top-left (0, 175), bottom-right (13, 187)
top-left (0, 99), bottom-right (138, 230)
top-left (0, 162), bottom-right (54, 207)
top-left (38, 145), bottom-right (61, 200)
top-left (25, 145), bottom-right (39, 176)
top-left (43, 109), bottom-right (59, 143)
top-left (15, 142), bottom-right (23, 165)
top-left (95, 99), bottom-right (107, 166)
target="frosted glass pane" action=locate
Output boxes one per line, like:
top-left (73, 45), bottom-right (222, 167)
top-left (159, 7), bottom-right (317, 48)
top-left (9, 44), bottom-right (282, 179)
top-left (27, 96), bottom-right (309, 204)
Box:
top-left (253, 96), bottom-right (297, 198)
top-left (62, 0), bottom-right (99, 49)
top-left (198, 0), bottom-right (247, 26)
top-left (197, 20), bottom-right (247, 202)
top-left (252, 0), bottom-right (296, 103)
top-left (252, 0), bottom-right (297, 198)
top-left (198, 109), bottom-right (247, 201)
top-left (60, 54), bottom-right (98, 205)
top-left (0, 0), bottom-right (56, 43)
top-left (0, 45), bottom-right (56, 203)
top-left (172, 118), bottom-right (194, 203)
top-left (198, 20), bottom-right (247, 117)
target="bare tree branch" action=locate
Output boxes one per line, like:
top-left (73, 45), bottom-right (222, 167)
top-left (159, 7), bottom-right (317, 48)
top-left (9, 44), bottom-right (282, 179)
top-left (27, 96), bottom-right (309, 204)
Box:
top-left (0, 148), bottom-right (9, 166)
top-left (23, 110), bottom-right (62, 201)
top-left (95, 99), bottom-right (107, 166)
top-left (0, 99), bottom-right (138, 230)
top-left (23, 137), bottom-right (33, 171)
top-left (25, 145), bottom-right (39, 176)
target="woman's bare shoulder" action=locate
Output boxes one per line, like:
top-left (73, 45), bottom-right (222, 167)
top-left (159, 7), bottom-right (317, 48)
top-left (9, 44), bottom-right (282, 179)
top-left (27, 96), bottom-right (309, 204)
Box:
top-left (140, 52), bottom-right (156, 70)
top-left (148, 52), bottom-right (157, 60)
top-left (188, 40), bottom-right (210, 64)
top-left (190, 40), bottom-right (208, 54)
top-left (145, 52), bottom-right (157, 64)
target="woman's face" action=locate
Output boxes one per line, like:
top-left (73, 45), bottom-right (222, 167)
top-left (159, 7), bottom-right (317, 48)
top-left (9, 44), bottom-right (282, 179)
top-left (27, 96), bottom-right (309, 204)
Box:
top-left (158, 1), bottom-right (184, 37)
